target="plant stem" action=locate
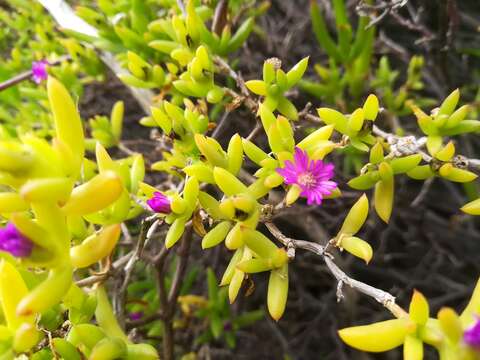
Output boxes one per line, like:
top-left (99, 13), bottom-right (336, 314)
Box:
top-left (0, 57), bottom-right (69, 92)
top-left (264, 222), bottom-right (409, 319)
top-left (155, 226), bottom-right (192, 360)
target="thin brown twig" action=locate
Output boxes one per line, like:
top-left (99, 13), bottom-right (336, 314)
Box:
top-left (154, 226), bottom-right (192, 360)
top-left (264, 222), bottom-right (408, 319)
top-left (0, 56), bottom-right (70, 92)
top-left (214, 56), bottom-right (257, 112)
top-left (155, 248), bottom-right (172, 360)
top-left (211, 0), bottom-right (229, 35)
top-left (303, 111), bottom-right (480, 172)
top-left (168, 226), bottom-right (193, 306)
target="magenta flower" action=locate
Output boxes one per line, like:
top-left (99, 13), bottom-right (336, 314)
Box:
top-left (464, 318), bottom-right (480, 347)
top-left (31, 60), bottom-right (48, 84)
top-left (147, 192), bottom-right (171, 213)
top-left (0, 222), bottom-right (33, 258)
top-left (129, 311), bottom-right (144, 321)
top-left (277, 147), bottom-right (337, 205)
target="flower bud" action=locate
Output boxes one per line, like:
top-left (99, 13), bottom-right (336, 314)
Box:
top-left (464, 318), bottom-right (480, 348)
top-left (31, 60), bottom-right (48, 84)
top-left (0, 222), bottom-right (33, 258)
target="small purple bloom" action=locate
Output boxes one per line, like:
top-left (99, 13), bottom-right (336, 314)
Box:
top-left (147, 192), bottom-right (171, 214)
top-left (223, 321), bottom-right (232, 332)
top-left (31, 60), bottom-right (48, 84)
top-left (464, 318), bottom-right (480, 347)
top-left (129, 311), bottom-right (144, 321)
top-left (277, 147), bottom-right (337, 205)
top-left (0, 222), bottom-right (33, 258)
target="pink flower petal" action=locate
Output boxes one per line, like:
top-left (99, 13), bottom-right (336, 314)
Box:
top-left (276, 147), bottom-right (336, 206)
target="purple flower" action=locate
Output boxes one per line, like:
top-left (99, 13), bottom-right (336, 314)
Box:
top-left (129, 311), bottom-right (144, 321)
top-left (277, 147), bottom-right (337, 205)
top-left (0, 223), bottom-right (33, 258)
top-left (223, 321), bottom-right (233, 332)
top-left (147, 192), bottom-right (171, 213)
top-left (464, 318), bottom-right (480, 347)
top-left (31, 60), bottom-right (48, 84)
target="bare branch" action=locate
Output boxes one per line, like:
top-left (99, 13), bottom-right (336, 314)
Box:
top-left (265, 222), bottom-right (408, 319)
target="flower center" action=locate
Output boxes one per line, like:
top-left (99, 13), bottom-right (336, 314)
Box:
top-left (297, 172), bottom-right (317, 188)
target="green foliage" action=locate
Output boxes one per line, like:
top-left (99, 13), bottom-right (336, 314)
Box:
top-left (0, 1), bottom-right (104, 138)
top-left (0, 1), bottom-right (479, 359)
top-left (301, 0), bottom-right (432, 115)
top-left (339, 287), bottom-right (480, 359)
